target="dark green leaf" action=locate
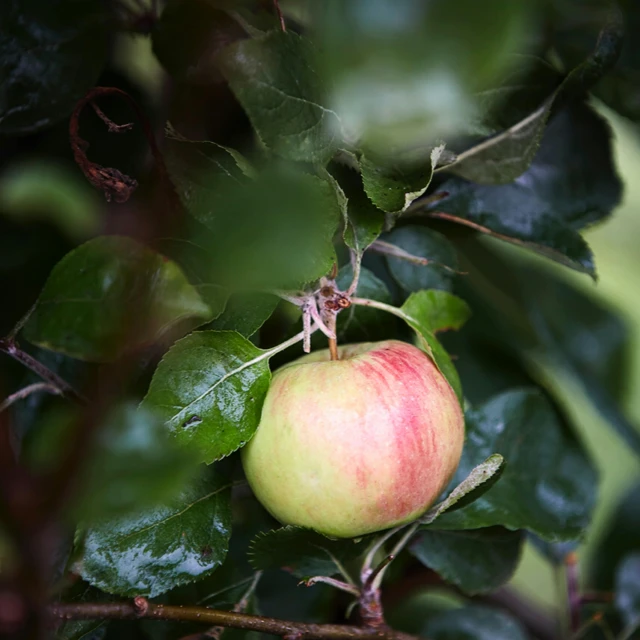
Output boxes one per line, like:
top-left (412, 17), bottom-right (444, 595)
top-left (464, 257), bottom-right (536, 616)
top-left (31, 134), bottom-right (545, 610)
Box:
top-left (314, 0), bottom-right (529, 153)
top-left (26, 403), bottom-right (200, 522)
top-left (590, 482), bottom-right (640, 590)
top-left (210, 293), bottom-right (278, 338)
top-left (79, 470), bottom-right (232, 598)
top-left (424, 604), bottom-right (528, 640)
top-left (152, 0), bottom-right (246, 85)
top-left (141, 331), bottom-right (273, 464)
top-left (359, 145), bottom-right (444, 214)
top-left (335, 164), bottom-right (385, 256)
top-left (399, 293), bottom-right (463, 403)
top-left (433, 389), bottom-right (598, 541)
top-left (0, 161), bottom-right (101, 239)
top-left (23, 236), bottom-right (211, 362)
top-left (249, 526), bottom-right (364, 580)
top-left (169, 158), bottom-right (340, 289)
top-left (384, 226), bottom-right (459, 293)
top-left (615, 553), bottom-right (640, 627)
top-left (426, 103), bottom-right (622, 277)
top-left (55, 582), bottom-right (111, 640)
top-left (410, 528), bottom-right (524, 594)
top-left (518, 266), bottom-right (640, 457)
top-left (193, 284), bottom-right (228, 323)
top-left (335, 265), bottom-right (395, 343)
top-left (219, 30), bottom-right (341, 164)
top-left (0, 0), bottom-right (110, 134)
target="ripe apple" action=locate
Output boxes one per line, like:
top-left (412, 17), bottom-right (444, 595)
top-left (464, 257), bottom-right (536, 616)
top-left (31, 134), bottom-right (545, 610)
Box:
top-left (241, 340), bottom-right (465, 538)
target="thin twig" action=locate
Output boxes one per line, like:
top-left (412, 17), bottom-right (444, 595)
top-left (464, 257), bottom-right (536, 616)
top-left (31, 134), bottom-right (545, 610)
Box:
top-left (565, 552), bottom-right (581, 635)
top-left (302, 577), bottom-right (360, 597)
top-left (49, 602), bottom-right (422, 640)
top-left (273, 0), bottom-right (286, 31)
top-left (0, 383), bottom-right (62, 413)
top-left (327, 313), bottom-right (339, 361)
top-left (0, 339), bottom-right (84, 404)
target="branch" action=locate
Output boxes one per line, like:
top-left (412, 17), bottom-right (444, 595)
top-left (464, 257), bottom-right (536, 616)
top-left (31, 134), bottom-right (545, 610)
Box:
top-left (49, 602), bottom-right (424, 640)
top-left (0, 382), bottom-right (61, 413)
top-left (0, 339), bottom-right (84, 404)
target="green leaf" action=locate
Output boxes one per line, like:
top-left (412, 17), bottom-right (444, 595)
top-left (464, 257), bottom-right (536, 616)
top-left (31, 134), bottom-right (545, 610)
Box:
top-left (169, 157), bottom-right (340, 289)
top-left (219, 30), bottom-right (341, 164)
top-left (384, 226), bottom-right (459, 293)
top-left (420, 454), bottom-right (505, 525)
top-left (335, 266), bottom-right (395, 343)
top-left (519, 265), bottom-right (640, 457)
top-left (78, 470), bottom-right (232, 598)
top-left (210, 293), bottom-right (278, 338)
top-left (590, 482), bottom-right (640, 591)
top-left (615, 553), bottom-right (640, 627)
top-left (442, 3), bottom-right (623, 186)
top-left (359, 144), bottom-right (445, 214)
top-left (314, 0), bottom-right (529, 154)
top-left (55, 582), bottom-right (111, 640)
top-left (23, 236), bottom-right (211, 362)
top-left (0, 0), bottom-right (110, 134)
top-left (433, 389), bottom-right (598, 541)
top-left (249, 526), bottom-right (364, 580)
top-left (335, 164), bottom-right (385, 256)
top-left (410, 528), bottom-right (523, 595)
top-left (426, 103), bottom-right (622, 277)
top-left (407, 290), bottom-right (471, 335)
top-left (26, 403), bottom-right (200, 522)
top-left (0, 161), bottom-right (101, 239)
top-left (424, 604), bottom-right (528, 640)
top-left (399, 293), bottom-right (464, 403)
top-left (141, 331), bottom-right (272, 464)
top-left (152, 0), bottom-right (246, 85)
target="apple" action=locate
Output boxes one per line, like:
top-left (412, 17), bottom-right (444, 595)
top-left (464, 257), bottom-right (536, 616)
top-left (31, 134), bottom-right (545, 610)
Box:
top-left (241, 340), bottom-right (465, 538)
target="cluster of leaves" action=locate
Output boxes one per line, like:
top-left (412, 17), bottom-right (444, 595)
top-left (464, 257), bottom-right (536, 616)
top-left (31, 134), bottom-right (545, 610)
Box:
top-left (2, 0), bottom-right (640, 639)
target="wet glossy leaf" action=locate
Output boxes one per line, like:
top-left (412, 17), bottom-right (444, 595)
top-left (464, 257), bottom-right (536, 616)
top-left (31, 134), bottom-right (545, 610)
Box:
top-left (424, 605), bottom-right (528, 640)
top-left (0, 161), bottom-right (101, 239)
top-left (219, 30), bottom-right (341, 164)
top-left (433, 389), bottom-right (598, 541)
top-left (399, 293), bottom-right (464, 403)
top-left (152, 0), bottom-right (246, 85)
top-left (425, 103), bottom-right (622, 277)
top-left (23, 236), bottom-right (211, 362)
top-left (314, 0), bottom-right (529, 154)
top-left (210, 293), bottom-right (278, 338)
top-left (615, 553), bottom-right (640, 627)
top-left (384, 226), bottom-right (459, 293)
top-left (79, 470), bottom-right (232, 598)
top-left (249, 526), bottom-right (365, 580)
top-left (411, 528), bottom-right (524, 594)
top-left (0, 0), bottom-right (111, 134)
top-left (141, 331), bottom-right (272, 464)
top-left (360, 145), bottom-right (444, 214)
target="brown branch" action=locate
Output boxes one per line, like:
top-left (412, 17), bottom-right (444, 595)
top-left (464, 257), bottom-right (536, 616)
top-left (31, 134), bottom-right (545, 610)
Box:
top-left (0, 339), bottom-right (84, 404)
top-left (0, 382), bottom-right (62, 413)
top-left (565, 552), bottom-right (581, 634)
top-left (49, 602), bottom-right (423, 640)
top-left (273, 0), bottom-right (286, 31)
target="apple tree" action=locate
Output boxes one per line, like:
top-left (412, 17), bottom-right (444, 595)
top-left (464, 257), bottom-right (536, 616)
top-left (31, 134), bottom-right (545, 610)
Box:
top-left (1, 1), bottom-right (639, 639)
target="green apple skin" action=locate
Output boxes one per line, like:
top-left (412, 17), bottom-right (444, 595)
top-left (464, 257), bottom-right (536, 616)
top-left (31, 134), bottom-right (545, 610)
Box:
top-left (241, 340), bottom-right (465, 538)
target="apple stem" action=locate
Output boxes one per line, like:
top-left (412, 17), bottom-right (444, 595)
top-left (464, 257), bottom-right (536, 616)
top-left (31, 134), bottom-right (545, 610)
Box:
top-left (327, 314), bottom-right (339, 360)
